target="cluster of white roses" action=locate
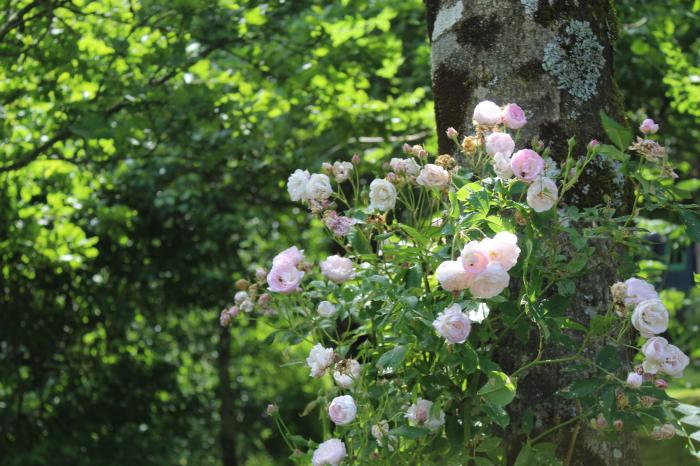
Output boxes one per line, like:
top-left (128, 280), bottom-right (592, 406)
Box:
top-left (435, 231), bottom-right (520, 299)
top-left (614, 277), bottom-right (690, 390)
top-left (468, 100), bottom-right (560, 213)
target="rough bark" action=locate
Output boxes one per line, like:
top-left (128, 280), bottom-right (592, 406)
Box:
top-left (218, 326), bottom-right (238, 466)
top-left (425, 1), bottom-right (639, 465)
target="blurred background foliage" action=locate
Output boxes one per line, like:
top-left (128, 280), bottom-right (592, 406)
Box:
top-left (0, 0), bottom-right (697, 465)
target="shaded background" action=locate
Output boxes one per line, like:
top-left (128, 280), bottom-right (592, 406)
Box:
top-left (0, 1), bottom-right (698, 464)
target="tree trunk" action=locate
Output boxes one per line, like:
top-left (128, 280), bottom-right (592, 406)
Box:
top-left (425, 1), bottom-right (640, 465)
top-left (218, 326), bottom-right (238, 466)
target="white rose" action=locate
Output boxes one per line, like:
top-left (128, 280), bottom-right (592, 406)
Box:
top-left (626, 372), bottom-right (643, 389)
top-left (624, 277), bottom-right (659, 307)
top-left (405, 398), bottom-right (445, 431)
top-left (312, 438), bottom-right (347, 466)
top-left (305, 173), bottom-right (333, 201)
top-left (526, 177), bottom-right (558, 212)
top-left (473, 100), bottom-right (502, 125)
top-left (485, 132), bottom-right (515, 156)
top-left (317, 300), bottom-right (337, 318)
top-left (631, 299), bottom-right (669, 337)
top-left (320, 255), bottom-right (355, 283)
top-left (435, 260), bottom-right (472, 292)
top-left (371, 420), bottom-right (390, 446)
top-left (468, 263), bottom-right (509, 299)
top-left (432, 303), bottom-right (471, 344)
top-left (333, 359), bottom-right (361, 389)
top-left (234, 291), bottom-right (248, 305)
top-left (287, 169), bottom-right (310, 201)
top-left (657, 344), bottom-right (690, 378)
top-left (328, 395), bottom-right (357, 425)
top-left (306, 343), bottom-right (335, 378)
top-left (369, 178), bottom-right (397, 212)
top-left (641, 337), bottom-right (689, 378)
top-left (493, 152), bottom-right (514, 179)
top-left (332, 161), bottom-right (353, 183)
top-left (416, 163), bottom-right (450, 189)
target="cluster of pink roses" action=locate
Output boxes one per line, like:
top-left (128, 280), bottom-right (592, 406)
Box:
top-left (265, 247), bottom-right (356, 295)
top-left (615, 277), bottom-right (689, 391)
top-left (435, 231), bottom-right (520, 299)
top-left (469, 100), bottom-right (559, 213)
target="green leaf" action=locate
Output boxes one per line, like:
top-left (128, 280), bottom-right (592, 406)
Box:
top-left (376, 345), bottom-right (407, 371)
top-left (389, 425), bottom-right (430, 439)
top-left (600, 111), bottom-right (632, 151)
top-left (596, 345), bottom-right (621, 372)
top-left (482, 402), bottom-right (510, 428)
top-left (399, 224), bottom-right (429, 248)
top-left (679, 209), bottom-right (700, 243)
top-left (514, 443), bottom-right (562, 466)
top-left (478, 371), bottom-right (516, 406)
top-left (521, 408), bottom-right (535, 436)
top-left (349, 228), bottom-right (372, 255)
top-left (475, 436), bottom-right (502, 453)
top-left (598, 143), bottom-right (630, 163)
top-left (558, 378), bottom-right (601, 399)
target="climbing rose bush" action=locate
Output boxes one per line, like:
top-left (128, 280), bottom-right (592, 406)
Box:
top-left (222, 101), bottom-right (700, 464)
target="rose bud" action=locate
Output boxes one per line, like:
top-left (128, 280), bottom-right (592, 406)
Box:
top-left (655, 379), bottom-right (668, 390)
top-left (613, 419), bottom-right (624, 431)
top-left (446, 127), bottom-right (459, 139)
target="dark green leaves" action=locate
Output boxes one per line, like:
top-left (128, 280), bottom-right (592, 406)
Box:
top-left (600, 111), bottom-right (632, 151)
top-left (478, 371), bottom-right (516, 406)
top-left (376, 345), bottom-right (407, 371)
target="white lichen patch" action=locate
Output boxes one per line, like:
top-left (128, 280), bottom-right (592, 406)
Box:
top-left (432, 1), bottom-right (464, 42)
top-left (542, 20), bottom-right (604, 102)
top-left (521, 0), bottom-right (539, 16)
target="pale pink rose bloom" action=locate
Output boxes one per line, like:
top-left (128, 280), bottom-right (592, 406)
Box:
top-left (639, 118), bottom-right (659, 135)
top-left (481, 232), bottom-right (520, 271)
top-left (312, 438), bottom-right (347, 466)
top-left (389, 158), bottom-right (420, 176)
top-left (272, 246), bottom-right (305, 268)
top-left (324, 211), bottom-right (355, 237)
top-left (405, 398), bottom-right (445, 431)
top-left (642, 337), bottom-right (688, 378)
top-left (631, 299), bottom-right (669, 337)
top-left (460, 241), bottom-right (489, 275)
top-left (435, 260), bottom-right (473, 292)
top-left (306, 343), bottom-right (335, 378)
top-left (416, 163), bottom-right (450, 189)
top-left (333, 359), bottom-right (361, 389)
top-left (526, 177), bottom-right (558, 212)
top-left (320, 255), bottom-right (355, 283)
top-left (468, 263), bottom-right (509, 299)
top-left (492, 152), bottom-right (514, 179)
top-left (266, 263), bottom-right (304, 294)
top-left (626, 372), bottom-right (643, 389)
top-left (502, 103), bottom-right (527, 129)
top-left (432, 303), bottom-right (471, 344)
top-left (624, 277), bottom-right (658, 307)
top-left (473, 100), bottom-right (502, 125)
top-left (328, 395), bottom-right (357, 425)
top-left (511, 149), bottom-right (545, 182)
top-left (485, 132), bottom-right (515, 156)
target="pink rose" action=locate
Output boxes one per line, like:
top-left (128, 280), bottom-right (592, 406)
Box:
top-left (472, 100), bottom-right (502, 125)
top-left (501, 103), bottom-right (527, 129)
top-left (480, 231), bottom-right (520, 271)
top-left (526, 177), bottom-right (558, 212)
top-left (624, 277), bottom-right (658, 307)
top-left (328, 395), bottom-right (357, 425)
top-left (405, 398), bottom-right (445, 431)
top-left (511, 149), bottom-right (545, 182)
top-left (272, 246), bottom-right (304, 268)
top-left (435, 260), bottom-right (473, 292)
top-left (639, 118), bottom-right (659, 135)
top-left (432, 304), bottom-right (471, 344)
top-left (485, 132), bottom-right (515, 156)
top-left (460, 241), bottom-right (489, 275)
top-left (312, 438), bottom-right (347, 466)
top-left (468, 263), bottom-right (509, 299)
top-left (416, 164), bottom-right (450, 189)
top-left (320, 255), bottom-right (355, 283)
top-left (642, 337), bottom-right (690, 378)
top-left (267, 262), bottom-right (304, 294)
